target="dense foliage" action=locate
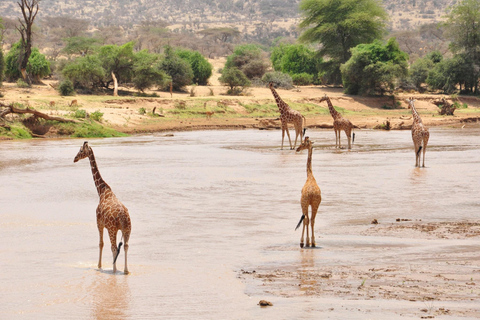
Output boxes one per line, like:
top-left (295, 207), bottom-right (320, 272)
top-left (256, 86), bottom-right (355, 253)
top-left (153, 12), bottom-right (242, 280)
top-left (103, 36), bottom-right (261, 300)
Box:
top-left (341, 38), bottom-right (409, 95)
top-left (218, 67), bottom-right (251, 94)
top-left (299, 0), bottom-right (388, 84)
top-left (4, 42), bottom-right (51, 83)
top-left (225, 44), bottom-right (269, 79)
top-left (157, 46), bottom-right (194, 91)
top-left (176, 48), bottom-right (213, 85)
top-left (270, 43), bottom-right (320, 84)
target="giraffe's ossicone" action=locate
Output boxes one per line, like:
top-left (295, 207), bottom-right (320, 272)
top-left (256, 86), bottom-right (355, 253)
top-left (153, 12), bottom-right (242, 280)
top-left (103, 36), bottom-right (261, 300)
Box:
top-left (74, 141), bottom-right (132, 274)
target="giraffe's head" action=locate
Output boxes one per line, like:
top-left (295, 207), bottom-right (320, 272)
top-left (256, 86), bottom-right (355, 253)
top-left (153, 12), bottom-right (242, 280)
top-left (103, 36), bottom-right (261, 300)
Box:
top-left (406, 98), bottom-right (416, 109)
top-left (296, 136), bottom-right (313, 152)
top-left (318, 94), bottom-right (328, 103)
top-left (74, 141), bottom-right (91, 163)
top-left (268, 82), bottom-right (274, 89)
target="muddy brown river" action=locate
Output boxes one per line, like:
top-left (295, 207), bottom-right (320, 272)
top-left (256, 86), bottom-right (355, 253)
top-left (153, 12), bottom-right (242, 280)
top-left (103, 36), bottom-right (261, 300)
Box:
top-left (1, 128), bottom-right (479, 319)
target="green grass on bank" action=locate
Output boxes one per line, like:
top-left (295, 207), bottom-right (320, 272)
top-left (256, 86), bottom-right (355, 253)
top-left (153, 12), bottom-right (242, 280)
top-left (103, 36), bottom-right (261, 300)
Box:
top-left (0, 119), bottom-right (127, 139)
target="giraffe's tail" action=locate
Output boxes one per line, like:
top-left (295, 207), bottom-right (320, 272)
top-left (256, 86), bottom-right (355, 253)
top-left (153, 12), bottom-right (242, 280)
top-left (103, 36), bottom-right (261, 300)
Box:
top-left (295, 215), bottom-right (305, 231)
top-left (416, 146), bottom-right (423, 157)
top-left (302, 116), bottom-right (307, 137)
top-left (352, 131), bottom-right (355, 144)
top-left (113, 241), bottom-right (123, 264)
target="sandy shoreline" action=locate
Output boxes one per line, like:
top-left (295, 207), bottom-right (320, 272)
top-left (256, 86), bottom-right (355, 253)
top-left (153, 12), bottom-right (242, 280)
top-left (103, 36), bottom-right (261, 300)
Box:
top-left (2, 80), bottom-right (480, 138)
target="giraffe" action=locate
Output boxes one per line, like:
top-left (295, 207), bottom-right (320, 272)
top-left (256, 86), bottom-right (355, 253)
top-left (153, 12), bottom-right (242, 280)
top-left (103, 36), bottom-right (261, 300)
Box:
top-left (74, 141), bottom-right (131, 274)
top-left (269, 82), bottom-right (306, 150)
top-left (406, 98), bottom-right (429, 167)
top-left (295, 137), bottom-right (322, 248)
top-left (318, 95), bottom-right (355, 149)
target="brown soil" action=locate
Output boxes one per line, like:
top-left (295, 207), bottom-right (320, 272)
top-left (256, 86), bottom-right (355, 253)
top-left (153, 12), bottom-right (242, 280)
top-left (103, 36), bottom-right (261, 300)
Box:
top-left (1, 61), bottom-right (480, 137)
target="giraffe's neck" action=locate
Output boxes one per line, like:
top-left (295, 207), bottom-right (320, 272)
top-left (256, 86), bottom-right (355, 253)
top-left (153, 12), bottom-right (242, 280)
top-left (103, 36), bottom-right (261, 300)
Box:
top-left (270, 87), bottom-right (289, 114)
top-left (306, 146), bottom-right (313, 177)
top-left (326, 98), bottom-right (341, 119)
top-left (410, 102), bottom-right (422, 124)
top-left (87, 149), bottom-right (111, 197)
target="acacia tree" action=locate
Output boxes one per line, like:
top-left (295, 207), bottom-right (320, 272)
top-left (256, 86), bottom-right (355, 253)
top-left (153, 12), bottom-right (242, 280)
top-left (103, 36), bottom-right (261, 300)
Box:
top-left (16, 0), bottom-right (40, 85)
top-left (299, 0), bottom-right (388, 84)
top-left (444, 0), bottom-right (480, 93)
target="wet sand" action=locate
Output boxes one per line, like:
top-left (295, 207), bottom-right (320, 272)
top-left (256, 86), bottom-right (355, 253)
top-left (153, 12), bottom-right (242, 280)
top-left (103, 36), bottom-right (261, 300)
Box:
top-left (1, 128), bottom-right (479, 319)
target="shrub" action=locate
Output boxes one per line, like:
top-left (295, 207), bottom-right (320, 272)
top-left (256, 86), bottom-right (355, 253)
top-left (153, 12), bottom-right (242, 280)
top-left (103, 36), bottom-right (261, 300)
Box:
top-left (261, 71), bottom-right (293, 89)
top-left (157, 45), bottom-right (193, 91)
top-left (225, 44), bottom-right (269, 80)
top-left (138, 107), bottom-right (146, 115)
top-left (90, 110), bottom-right (104, 121)
top-left (4, 42), bottom-right (50, 83)
top-left (62, 55), bottom-right (105, 89)
top-left (291, 73), bottom-right (314, 86)
top-left (16, 79), bottom-right (29, 88)
top-left (73, 109), bottom-right (87, 118)
top-left (219, 67), bottom-right (251, 94)
top-left (58, 79), bottom-right (75, 96)
top-left (176, 49), bottom-right (213, 85)
top-left (132, 50), bottom-right (168, 92)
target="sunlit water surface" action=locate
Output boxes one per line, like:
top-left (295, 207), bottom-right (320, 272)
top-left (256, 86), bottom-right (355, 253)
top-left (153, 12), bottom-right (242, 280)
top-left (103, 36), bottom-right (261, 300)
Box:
top-left (1, 128), bottom-right (479, 319)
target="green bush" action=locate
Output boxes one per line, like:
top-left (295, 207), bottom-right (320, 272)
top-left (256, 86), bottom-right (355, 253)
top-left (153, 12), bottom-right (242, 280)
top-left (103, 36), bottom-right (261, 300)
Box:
top-left (225, 44), bottom-right (268, 79)
top-left (261, 71), bottom-right (293, 89)
top-left (157, 45), bottom-right (193, 91)
top-left (176, 48), bottom-right (213, 85)
top-left (58, 79), bottom-right (75, 96)
top-left (219, 67), bottom-right (251, 94)
top-left (62, 55), bottom-right (105, 89)
top-left (4, 42), bottom-right (50, 83)
top-left (73, 109), bottom-right (87, 118)
top-left (16, 79), bottom-right (29, 88)
top-left (0, 47), bottom-right (4, 86)
top-left (138, 107), bottom-right (146, 115)
top-left (341, 38), bottom-right (409, 95)
top-left (291, 73), bottom-right (314, 86)
top-left (90, 110), bottom-right (104, 121)
top-left (132, 50), bottom-right (168, 92)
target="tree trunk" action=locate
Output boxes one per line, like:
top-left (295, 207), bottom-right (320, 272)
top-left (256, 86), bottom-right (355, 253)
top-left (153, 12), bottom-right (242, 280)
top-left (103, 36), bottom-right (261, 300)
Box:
top-left (112, 72), bottom-right (118, 97)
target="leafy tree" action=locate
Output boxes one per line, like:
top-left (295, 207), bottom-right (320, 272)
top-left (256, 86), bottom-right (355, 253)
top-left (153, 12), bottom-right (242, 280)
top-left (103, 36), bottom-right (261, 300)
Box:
top-left (62, 55), bottom-right (105, 89)
top-left (176, 48), bottom-right (213, 85)
top-left (4, 42), bottom-right (50, 83)
top-left (299, 0), bottom-right (388, 84)
top-left (271, 43), bottom-right (319, 76)
top-left (443, 0), bottom-right (480, 93)
top-left (219, 67), bottom-right (251, 94)
top-left (225, 44), bottom-right (269, 79)
top-left (27, 49), bottom-right (51, 82)
top-left (157, 46), bottom-right (194, 91)
top-left (341, 38), bottom-right (409, 95)
top-left (58, 79), bottom-right (75, 96)
top-left (261, 71), bottom-right (293, 89)
top-left (426, 55), bottom-right (474, 94)
top-left (409, 58), bottom-right (435, 90)
top-left (132, 50), bottom-right (169, 92)
top-left (98, 42), bottom-right (136, 88)
top-left (63, 36), bottom-right (100, 56)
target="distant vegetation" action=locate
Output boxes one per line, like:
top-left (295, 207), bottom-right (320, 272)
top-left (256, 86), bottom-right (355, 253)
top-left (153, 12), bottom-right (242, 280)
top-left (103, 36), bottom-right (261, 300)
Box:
top-left (1, 0), bottom-right (479, 96)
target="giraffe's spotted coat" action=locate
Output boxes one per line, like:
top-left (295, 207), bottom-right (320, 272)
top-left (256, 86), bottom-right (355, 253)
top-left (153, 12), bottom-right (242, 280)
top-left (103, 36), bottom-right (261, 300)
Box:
top-left (74, 142), bottom-right (131, 274)
top-left (319, 95), bottom-right (354, 149)
top-left (269, 82), bottom-right (306, 150)
top-left (407, 98), bottom-right (430, 167)
top-left (296, 137), bottom-right (321, 248)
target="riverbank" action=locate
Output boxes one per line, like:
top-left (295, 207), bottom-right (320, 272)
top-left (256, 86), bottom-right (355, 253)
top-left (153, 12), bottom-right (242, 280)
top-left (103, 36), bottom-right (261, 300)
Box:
top-left (1, 80), bottom-right (480, 139)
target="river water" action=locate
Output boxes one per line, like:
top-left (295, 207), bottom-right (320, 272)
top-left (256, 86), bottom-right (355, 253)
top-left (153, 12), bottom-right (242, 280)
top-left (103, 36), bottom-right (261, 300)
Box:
top-left (0, 128), bottom-right (479, 319)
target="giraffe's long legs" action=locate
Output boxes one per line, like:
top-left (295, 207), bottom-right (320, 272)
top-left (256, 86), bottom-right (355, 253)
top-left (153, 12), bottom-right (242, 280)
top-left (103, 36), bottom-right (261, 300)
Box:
top-left (310, 202), bottom-right (320, 247)
top-left (108, 229), bottom-right (118, 273)
top-left (281, 128), bottom-right (285, 150)
top-left (300, 204), bottom-right (309, 248)
top-left (285, 126), bottom-right (293, 149)
top-left (422, 134), bottom-right (429, 167)
top-left (123, 231), bottom-right (130, 274)
top-left (345, 129), bottom-right (352, 149)
top-left (334, 129), bottom-right (338, 148)
top-left (338, 129), bottom-right (342, 148)
top-left (98, 227), bottom-right (104, 269)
